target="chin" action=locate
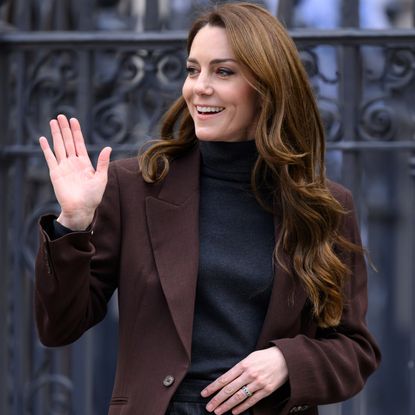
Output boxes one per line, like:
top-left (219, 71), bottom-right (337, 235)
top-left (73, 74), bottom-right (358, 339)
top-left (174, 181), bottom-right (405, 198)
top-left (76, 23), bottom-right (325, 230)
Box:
top-left (195, 130), bottom-right (223, 141)
top-left (197, 136), bottom-right (223, 142)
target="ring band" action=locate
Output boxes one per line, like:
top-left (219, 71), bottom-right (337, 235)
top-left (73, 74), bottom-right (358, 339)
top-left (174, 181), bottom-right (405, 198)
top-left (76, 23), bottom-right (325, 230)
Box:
top-left (241, 385), bottom-right (253, 398)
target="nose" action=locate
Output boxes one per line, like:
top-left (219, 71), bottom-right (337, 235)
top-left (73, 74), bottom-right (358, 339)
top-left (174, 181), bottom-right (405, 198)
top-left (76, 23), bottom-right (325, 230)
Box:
top-left (194, 73), bottom-right (213, 96)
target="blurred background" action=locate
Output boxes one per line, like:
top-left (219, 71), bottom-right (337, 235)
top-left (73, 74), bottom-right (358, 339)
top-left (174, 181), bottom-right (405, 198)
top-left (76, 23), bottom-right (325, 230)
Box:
top-left (0, 0), bottom-right (414, 414)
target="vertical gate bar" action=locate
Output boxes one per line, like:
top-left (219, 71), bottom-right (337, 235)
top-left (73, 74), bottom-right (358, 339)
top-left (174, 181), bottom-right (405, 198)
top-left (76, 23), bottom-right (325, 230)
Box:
top-left (0, 162), bottom-right (9, 415)
top-left (338, 47), bottom-right (362, 191)
top-left (77, 49), bottom-right (93, 147)
top-left (56, 0), bottom-right (67, 29)
top-left (339, 1), bottom-right (361, 211)
top-left (337, 29), bottom-right (363, 415)
top-left (72, 333), bottom-right (93, 415)
top-left (0, 44), bottom-right (10, 415)
top-left (410, 154), bottom-right (415, 415)
top-left (78, 0), bottom-right (94, 30)
top-left (10, 50), bottom-right (25, 415)
top-left (276, 0), bottom-right (295, 27)
top-left (144, 0), bottom-right (160, 30)
top-left (15, 0), bottom-right (30, 29)
top-left (341, 0), bottom-right (359, 27)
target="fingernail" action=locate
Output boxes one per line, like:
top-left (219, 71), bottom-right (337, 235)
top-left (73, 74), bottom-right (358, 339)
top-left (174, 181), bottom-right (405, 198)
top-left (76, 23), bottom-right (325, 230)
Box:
top-left (206, 403), bottom-right (213, 412)
top-left (201, 389), bottom-right (208, 397)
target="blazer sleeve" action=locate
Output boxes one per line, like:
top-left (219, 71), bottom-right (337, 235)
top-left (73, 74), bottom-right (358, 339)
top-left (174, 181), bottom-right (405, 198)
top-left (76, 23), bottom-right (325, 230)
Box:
top-left (270, 188), bottom-right (381, 411)
top-left (34, 162), bottom-right (121, 347)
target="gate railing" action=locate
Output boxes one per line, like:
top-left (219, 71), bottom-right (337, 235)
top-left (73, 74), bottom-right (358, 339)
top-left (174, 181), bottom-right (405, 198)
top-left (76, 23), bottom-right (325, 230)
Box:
top-left (0, 29), bottom-right (414, 415)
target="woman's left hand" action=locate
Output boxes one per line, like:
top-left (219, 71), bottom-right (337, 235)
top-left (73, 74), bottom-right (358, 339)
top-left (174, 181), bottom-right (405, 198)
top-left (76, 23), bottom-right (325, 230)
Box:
top-left (201, 346), bottom-right (289, 414)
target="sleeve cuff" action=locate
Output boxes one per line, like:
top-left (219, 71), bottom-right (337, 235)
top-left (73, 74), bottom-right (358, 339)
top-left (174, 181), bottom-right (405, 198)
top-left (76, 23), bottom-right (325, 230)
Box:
top-left (52, 219), bottom-right (75, 239)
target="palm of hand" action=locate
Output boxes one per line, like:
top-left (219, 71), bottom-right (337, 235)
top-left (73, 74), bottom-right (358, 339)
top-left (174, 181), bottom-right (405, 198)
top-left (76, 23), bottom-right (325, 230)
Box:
top-left (49, 155), bottom-right (106, 215)
top-left (39, 115), bottom-right (112, 230)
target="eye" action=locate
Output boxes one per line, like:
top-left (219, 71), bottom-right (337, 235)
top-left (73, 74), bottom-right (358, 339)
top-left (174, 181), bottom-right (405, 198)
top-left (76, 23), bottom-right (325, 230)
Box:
top-left (217, 68), bottom-right (234, 77)
top-left (186, 66), bottom-right (198, 76)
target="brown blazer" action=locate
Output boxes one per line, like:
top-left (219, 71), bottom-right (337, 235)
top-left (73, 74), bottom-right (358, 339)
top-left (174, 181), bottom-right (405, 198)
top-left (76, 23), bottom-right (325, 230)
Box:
top-left (35, 145), bottom-right (380, 415)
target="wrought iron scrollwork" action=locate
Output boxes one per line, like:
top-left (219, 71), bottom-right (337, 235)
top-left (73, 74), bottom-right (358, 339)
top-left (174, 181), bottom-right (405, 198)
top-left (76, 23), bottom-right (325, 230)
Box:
top-left (383, 47), bottom-right (415, 91)
top-left (26, 50), bottom-right (78, 142)
top-left (299, 47), bottom-right (339, 85)
top-left (358, 97), bottom-right (397, 141)
top-left (318, 97), bottom-right (342, 142)
top-left (92, 48), bottom-right (186, 144)
top-left (298, 46), bottom-right (341, 142)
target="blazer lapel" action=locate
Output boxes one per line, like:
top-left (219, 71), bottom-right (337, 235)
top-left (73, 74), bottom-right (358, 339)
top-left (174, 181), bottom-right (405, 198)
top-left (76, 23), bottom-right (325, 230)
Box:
top-left (256, 218), bottom-right (308, 348)
top-left (145, 146), bottom-right (200, 360)
top-left (146, 145), bottom-right (308, 355)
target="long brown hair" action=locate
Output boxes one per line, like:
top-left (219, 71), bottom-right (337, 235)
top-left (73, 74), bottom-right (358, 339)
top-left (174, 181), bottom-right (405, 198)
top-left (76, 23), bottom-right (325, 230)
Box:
top-left (139, 2), bottom-right (360, 328)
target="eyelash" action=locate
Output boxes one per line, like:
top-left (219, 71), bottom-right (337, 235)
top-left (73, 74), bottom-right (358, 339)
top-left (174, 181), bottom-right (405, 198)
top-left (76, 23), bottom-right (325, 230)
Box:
top-left (185, 66), bottom-right (197, 76)
top-left (185, 66), bottom-right (235, 77)
top-left (217, 68), bottom-right (234, 77)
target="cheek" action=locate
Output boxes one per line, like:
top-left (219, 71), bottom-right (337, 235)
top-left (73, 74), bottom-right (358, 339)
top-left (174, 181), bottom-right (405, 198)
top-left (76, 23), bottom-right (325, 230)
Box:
top-left (246, 88), bottom-right (260, 117)
top-left (182, 80), bottom-right (191, 106)
top-left (234, 82), bottom-right (258, 116)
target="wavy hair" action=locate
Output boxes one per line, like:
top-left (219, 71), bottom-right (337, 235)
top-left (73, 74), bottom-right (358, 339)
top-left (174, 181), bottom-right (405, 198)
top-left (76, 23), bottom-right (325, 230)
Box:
top-left (139, 2), bottom-right (361, 328)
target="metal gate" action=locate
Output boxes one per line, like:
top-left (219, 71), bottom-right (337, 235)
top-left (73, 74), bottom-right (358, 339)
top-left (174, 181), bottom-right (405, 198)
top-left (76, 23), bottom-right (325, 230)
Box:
top-left (1, 1), bottom-right (414, 414)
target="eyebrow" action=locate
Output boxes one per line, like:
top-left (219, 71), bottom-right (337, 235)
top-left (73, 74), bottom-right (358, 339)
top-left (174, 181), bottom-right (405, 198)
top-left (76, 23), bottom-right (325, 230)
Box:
top-left (186, 58), bottom-right (238, 65)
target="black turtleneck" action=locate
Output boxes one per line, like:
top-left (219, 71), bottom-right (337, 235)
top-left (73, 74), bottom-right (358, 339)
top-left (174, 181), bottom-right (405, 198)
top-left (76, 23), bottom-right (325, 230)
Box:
top-left (186, 140), bottom-right (275, 381)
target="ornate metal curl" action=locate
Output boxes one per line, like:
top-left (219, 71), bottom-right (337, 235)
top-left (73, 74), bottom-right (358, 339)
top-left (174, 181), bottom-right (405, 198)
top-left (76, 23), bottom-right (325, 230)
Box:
top-left (383, 47), bottom-right (415, 91)
top-left (91, 48), bottom-right (186, 145)
top-left (299, 48), bottom-right (319, 79)
top-left (358, 97), bottom-right (397, 141)
top-left (299, 47), bottom-right (339, 85)
top-left (26, 50), bottom-right (79, 142)
top-left (94, 51), bottom-right (145, 94)
top-left (118, 53), bottom-right (145, 86)
top-left (155, 50), bottom-right (187, 87)
top-left (92, 98), bottom-right (129, 144)
top-left (317, 97), bottom-right (342, 142)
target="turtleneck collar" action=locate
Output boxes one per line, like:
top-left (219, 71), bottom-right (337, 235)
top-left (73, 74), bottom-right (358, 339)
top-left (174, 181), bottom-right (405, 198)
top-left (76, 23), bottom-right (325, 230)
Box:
top-left (198, 140), bottom-right (258, 183)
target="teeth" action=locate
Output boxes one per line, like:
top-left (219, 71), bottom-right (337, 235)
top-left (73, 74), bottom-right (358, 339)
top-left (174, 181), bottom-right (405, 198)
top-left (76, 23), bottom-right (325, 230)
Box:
top-left (196, 106), bottom-right (224, 114)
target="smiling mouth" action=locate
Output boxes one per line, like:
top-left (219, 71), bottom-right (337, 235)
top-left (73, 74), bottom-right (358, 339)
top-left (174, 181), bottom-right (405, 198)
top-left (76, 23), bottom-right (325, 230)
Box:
top-left (196, 105), bottom-right (225, 114)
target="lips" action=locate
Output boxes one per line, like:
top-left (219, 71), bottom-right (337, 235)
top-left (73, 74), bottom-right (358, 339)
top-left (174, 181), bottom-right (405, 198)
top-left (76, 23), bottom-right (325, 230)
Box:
top-left (196, 105), bottom-right (225, 114)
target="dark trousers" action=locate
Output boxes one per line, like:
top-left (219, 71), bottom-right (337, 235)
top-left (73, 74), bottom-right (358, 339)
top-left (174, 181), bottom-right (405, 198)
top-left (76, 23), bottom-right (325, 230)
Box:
top-left (166, 380), bottom-right (252, 415)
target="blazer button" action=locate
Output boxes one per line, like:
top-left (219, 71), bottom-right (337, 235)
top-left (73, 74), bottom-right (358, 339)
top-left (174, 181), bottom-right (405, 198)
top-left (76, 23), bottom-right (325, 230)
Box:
top-left (163, 375), bottom-right (175, 387)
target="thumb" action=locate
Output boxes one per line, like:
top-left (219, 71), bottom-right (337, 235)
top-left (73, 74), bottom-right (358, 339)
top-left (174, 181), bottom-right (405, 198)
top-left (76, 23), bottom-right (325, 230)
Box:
top-left (96, 147), bottom-right (112, 177)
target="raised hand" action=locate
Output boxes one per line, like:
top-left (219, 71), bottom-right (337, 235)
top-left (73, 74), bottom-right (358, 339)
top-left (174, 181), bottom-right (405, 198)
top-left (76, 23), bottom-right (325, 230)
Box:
top-left (39, 114), bottom-right (112, 230)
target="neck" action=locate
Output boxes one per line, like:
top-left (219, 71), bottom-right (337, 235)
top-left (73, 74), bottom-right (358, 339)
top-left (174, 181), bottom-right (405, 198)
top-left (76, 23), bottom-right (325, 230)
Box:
top-left (198, 140), bottom-right (257, 183)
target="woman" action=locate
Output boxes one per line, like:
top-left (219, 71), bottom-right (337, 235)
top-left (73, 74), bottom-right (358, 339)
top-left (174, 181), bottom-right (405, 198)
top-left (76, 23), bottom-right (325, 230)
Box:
top-left (35, 2), bottom-right (380, 415)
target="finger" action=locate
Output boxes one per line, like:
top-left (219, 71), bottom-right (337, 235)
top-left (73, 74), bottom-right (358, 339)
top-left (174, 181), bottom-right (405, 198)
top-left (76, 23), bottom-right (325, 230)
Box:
top-left (231, 388), bottom-right (266, 415)
top-left (205, 375), bottom-right (254, 413)
top-left (57, 114), bottom-right (76, 157)
top-left (70, 117), bottom-right (89, 158)
top-left (209, 383), bottom-right (261, 415)
top-left (50, 119), bottom-right (67, 162)
top-left (96, 147), bottom-right (112, 177)
top-left (39, 136), bottom-right (58, 170)
top-left (206, 385), bottom-right (248, 414)
top-left (202, 365), bottom-right (243, 397)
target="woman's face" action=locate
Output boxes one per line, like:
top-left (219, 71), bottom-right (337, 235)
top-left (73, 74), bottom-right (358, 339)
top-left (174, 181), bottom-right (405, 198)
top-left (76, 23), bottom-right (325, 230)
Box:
top-left (182, 25), bottom-right (258, 142)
